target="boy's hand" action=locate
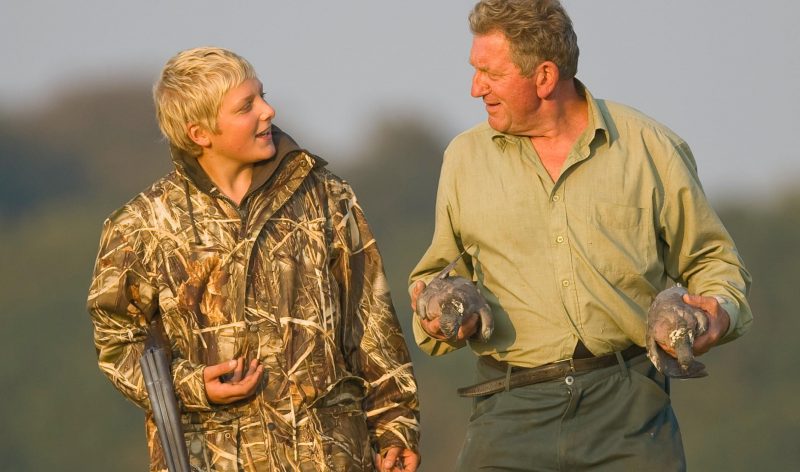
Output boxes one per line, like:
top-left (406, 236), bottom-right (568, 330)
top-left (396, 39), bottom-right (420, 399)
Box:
top-left (204, 357), bottom-right (264, 404)
top-left (374, 446), bottom-right (420, 472)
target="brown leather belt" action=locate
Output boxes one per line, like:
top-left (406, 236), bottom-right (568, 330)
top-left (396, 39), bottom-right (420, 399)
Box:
top-left (457, 344), bottom-right (646, 397)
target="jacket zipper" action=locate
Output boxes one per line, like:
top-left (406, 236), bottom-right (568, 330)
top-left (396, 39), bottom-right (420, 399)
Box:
top-left (238, 206), bottom-right (248, 241)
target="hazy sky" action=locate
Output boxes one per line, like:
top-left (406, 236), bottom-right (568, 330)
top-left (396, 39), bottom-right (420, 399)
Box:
top-left (3, 0), bottom-right (798, 200)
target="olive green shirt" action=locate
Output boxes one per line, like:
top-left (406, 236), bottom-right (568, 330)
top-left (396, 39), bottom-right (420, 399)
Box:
top-left (409, 85), bottom-right (752, 368)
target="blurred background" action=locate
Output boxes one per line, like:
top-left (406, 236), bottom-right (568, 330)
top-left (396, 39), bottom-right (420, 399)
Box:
top-left (1, 0), bottom-right (798, 470)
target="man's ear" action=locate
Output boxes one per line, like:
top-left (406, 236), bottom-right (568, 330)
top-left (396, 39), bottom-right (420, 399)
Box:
top-left (534, 61), bottom-right (560, 99)
top-left (187, 123), bottom-right (212, 148)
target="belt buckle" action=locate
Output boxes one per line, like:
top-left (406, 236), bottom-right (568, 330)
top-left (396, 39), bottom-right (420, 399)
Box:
top-left (568, 357), bottom-right (576, 373)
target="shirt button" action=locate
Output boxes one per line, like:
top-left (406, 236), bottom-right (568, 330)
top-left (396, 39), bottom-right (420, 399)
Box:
top-left (553, 195), bottom-right (561, 202)
top-left (556, 236), bottom-right (564, 243)
top-left (562, 280), bottom-right (570, 287)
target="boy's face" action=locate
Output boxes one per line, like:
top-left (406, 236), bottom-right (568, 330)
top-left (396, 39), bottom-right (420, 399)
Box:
top-left (199, 78), bottom-right (276, 166)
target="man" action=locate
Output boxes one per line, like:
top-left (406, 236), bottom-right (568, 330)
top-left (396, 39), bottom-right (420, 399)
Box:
top-left (87, 47), bottom-right (419, 471)
top-left (409, 1), bottom-right (752, 470)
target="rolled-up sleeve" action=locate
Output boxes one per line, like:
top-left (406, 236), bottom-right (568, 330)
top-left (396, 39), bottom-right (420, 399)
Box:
top-left (659, 141), bottom-right (753, 341)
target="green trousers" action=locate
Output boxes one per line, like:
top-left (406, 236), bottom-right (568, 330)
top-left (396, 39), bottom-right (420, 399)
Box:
top-left (455, 354), bottom-right (686, 471)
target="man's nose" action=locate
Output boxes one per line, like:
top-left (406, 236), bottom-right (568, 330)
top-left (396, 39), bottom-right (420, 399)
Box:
top-left (471, 72), bottom-right (489, 98)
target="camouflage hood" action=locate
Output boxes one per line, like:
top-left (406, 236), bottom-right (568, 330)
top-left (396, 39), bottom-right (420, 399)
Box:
top-left (87, 127), bottom-right (419, 471)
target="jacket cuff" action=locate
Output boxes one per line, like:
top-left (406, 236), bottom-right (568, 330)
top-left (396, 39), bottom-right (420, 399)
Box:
top-left (375, 417), bottom-right (420, 454)
top-left (172, 359), bottom-right (214, 412)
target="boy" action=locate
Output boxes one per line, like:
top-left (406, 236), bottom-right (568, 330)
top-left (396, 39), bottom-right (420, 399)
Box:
top-left (87, 47), bottom-right (419, 472)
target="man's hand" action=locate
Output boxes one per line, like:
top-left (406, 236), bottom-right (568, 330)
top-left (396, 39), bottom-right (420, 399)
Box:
top-left (411, 280), bottom-right (479, 341)
top-left (374, 446), bottom-right (420, 472)
top-left (204, 357), bottom-right (264, 404)
top-left (681, 293), bottom-right (730, 356)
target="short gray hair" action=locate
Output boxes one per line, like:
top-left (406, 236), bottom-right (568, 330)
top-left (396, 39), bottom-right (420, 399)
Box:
top-left (469, 0), bottom-right (579, 78)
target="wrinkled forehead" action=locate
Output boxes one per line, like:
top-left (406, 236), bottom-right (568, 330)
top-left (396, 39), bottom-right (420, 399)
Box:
top-left (469, 32), bottom-right (513, 69)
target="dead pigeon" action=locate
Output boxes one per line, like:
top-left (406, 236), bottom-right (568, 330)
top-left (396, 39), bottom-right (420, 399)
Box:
top-left (646, 285), bottom-right (709, 378)
top-left (415, 252), bottom-right (493, 342)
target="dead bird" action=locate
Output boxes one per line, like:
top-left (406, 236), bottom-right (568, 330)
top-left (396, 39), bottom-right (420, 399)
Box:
top-left (646, 285), bottom-right (709, 378)
top-left (415, 252), bottom-right (493, 342)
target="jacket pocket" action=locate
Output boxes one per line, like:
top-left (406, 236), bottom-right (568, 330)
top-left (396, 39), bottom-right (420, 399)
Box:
top-left (299, 401), bottom-right (373, 471)
top-left (184, 421), bottom-right (240, 471)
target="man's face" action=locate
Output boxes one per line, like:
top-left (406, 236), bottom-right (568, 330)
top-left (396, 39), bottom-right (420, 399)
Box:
top-left (205, 77), bottom-right (276, 165)
top-left (470, 32), bottom-right (540, 135)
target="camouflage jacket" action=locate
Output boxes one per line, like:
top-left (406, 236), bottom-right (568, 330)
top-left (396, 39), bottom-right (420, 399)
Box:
top-left (87, 128), bottom-right (419, 471)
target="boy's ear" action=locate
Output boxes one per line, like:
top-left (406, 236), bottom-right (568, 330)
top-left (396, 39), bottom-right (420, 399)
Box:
top-left (187, 123), bottom-right (212, 148)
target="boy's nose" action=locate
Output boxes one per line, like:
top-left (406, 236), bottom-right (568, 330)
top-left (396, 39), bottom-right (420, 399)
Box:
top-left (260, 103), bottom-right (275, 121)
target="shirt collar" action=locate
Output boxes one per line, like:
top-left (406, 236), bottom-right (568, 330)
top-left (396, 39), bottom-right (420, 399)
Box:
top-left (489, 79), bottom-right (611, 151)
top-left (576, 80), bottom-right (611, 148)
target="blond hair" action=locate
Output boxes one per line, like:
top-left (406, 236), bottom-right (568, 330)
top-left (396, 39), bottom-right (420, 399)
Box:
top-left (154, 47), bottom-right (257, 156)
top-left (469, 0), bottom-right (579, 79)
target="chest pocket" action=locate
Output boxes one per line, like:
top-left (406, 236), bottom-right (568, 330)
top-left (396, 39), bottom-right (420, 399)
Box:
top-left (586, 200), bottom-right (656, 277)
